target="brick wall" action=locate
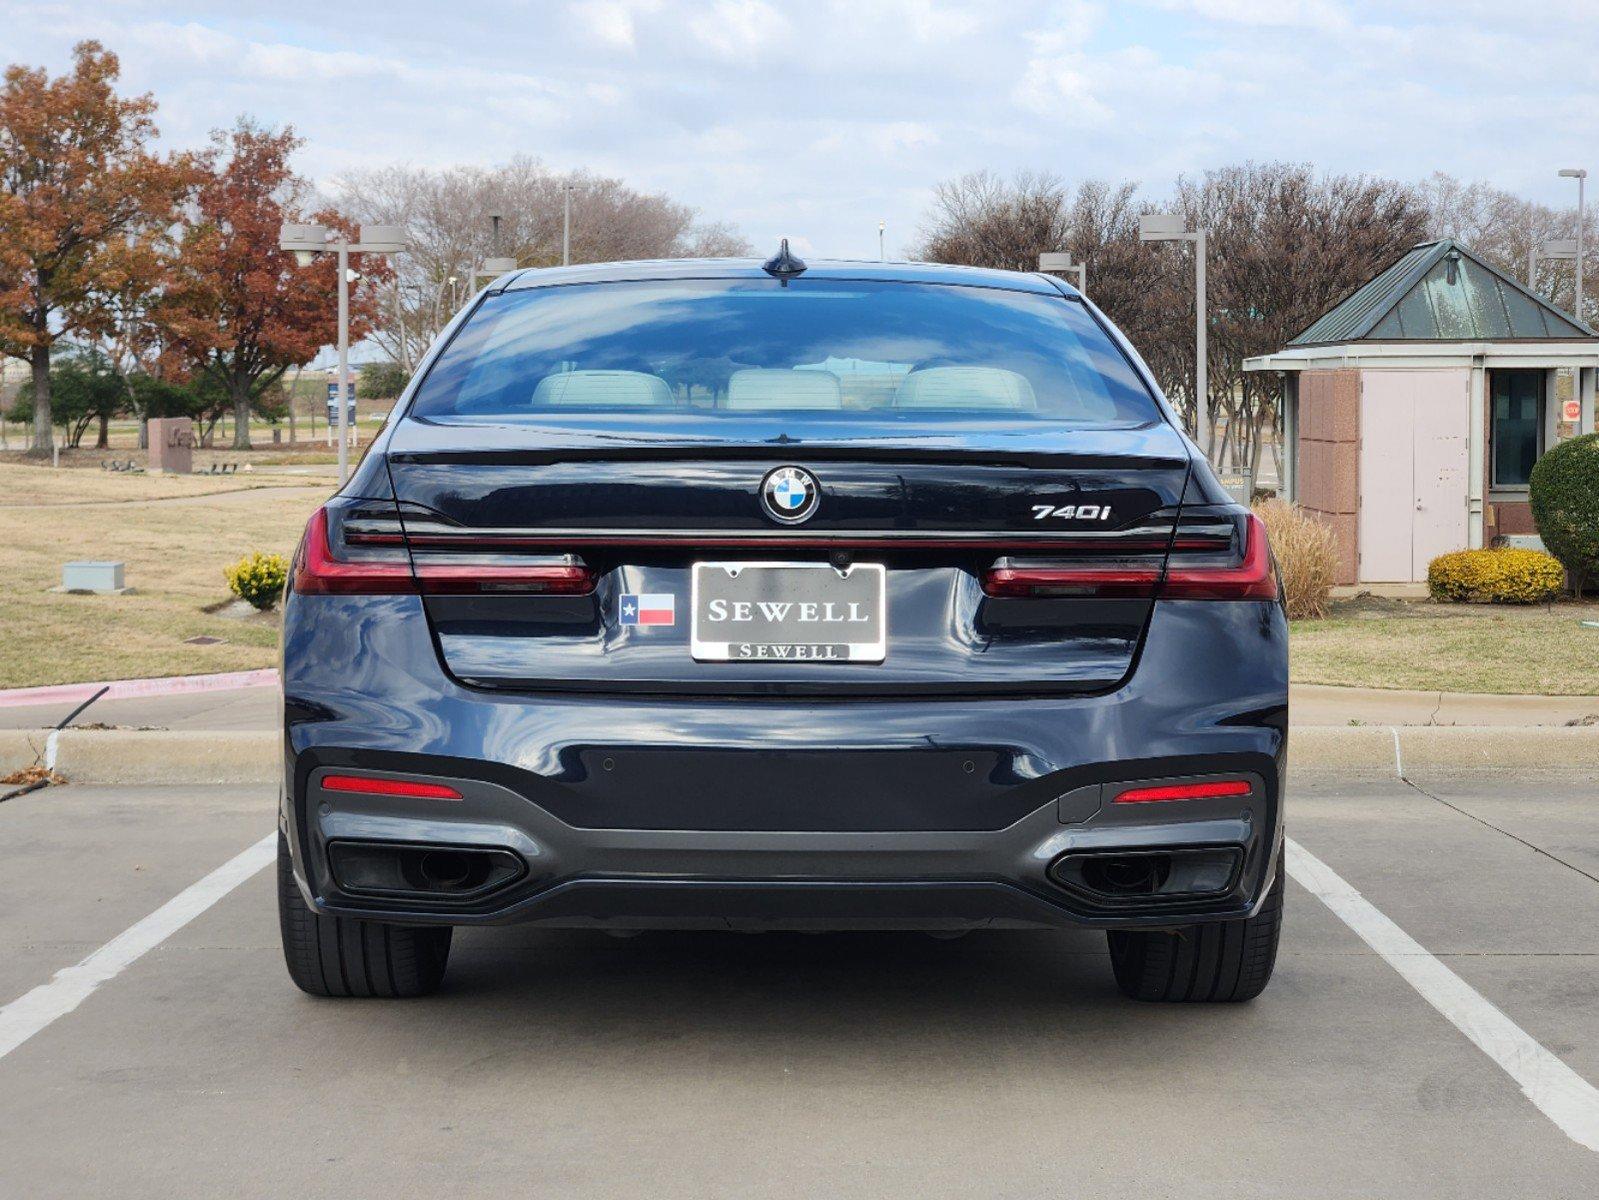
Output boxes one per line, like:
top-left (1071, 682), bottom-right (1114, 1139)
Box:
top-left (1295, 369), bottom-right (1361, 585)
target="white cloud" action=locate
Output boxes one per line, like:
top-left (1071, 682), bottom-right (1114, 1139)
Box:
top-left (570, 0), bottom-right (662, 51)
top-left (4, 0), bottom-right (1596, 261)
top-left (1149, 0), bottom-right (1350, 30)
top-left (1012, 0), bottom-right (1113, 125)
top-left (686, 0), bottom-right (791, 60)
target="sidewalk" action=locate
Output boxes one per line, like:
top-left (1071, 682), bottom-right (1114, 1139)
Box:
top-left (1, 678), bottom-right (1594, 733)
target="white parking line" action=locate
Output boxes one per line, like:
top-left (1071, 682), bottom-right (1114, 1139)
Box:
top-left (0, 833), bottom-right (274, 1061)
top-left (1286, 836), bottom-right (1599, 1155)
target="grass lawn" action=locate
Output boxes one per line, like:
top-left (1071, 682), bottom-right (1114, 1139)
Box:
top-left (0, 462), bottom-right (320, 506)
top-left (1291, 597), bottom-right (1599, 695)
top-left (0, 463), bottom-right (326, 688)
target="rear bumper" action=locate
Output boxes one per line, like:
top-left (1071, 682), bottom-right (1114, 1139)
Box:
top-left (281, 594), bottom-right (1288, 931)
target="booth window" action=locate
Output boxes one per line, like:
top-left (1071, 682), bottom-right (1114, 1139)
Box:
top-left (1490, 370), bottom-right (1544, 488)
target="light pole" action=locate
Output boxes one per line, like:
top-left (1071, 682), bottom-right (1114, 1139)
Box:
top-left (1536, 239), bottom-right (1578, 300)
top-left (878, 221), bottom-right (886, 262)
top-left (1559, 168), bottom-right (1586, 322)
top-left (1139, 213), bottom-right (1209, 458)
top-left (563, 183), bottom-right (575, 266)
top-left (279, 223), bottom-right (407, 485)
top-left (1037, 251), bottom-right (1087, 296)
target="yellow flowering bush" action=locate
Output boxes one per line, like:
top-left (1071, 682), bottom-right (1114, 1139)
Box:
top-left (1427, 547), bottom-right (1565, 604)
top-left (224, 551), bottom-right (289, 611)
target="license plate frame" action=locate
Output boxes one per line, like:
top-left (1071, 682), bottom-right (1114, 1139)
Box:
top-left (690, 561), bottom-right (887, 663)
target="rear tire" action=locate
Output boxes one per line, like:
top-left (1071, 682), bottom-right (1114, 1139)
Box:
top-left (1106, 858), bottom-right (1283, 1002)
top-left (277, 833), bottom-right (451, 998)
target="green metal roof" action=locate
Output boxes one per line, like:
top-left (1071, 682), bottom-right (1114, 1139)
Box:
top-left (1288, 239), bottom-right (1596, 346)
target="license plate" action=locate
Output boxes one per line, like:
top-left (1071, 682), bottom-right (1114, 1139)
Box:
top-left (691, 562), bottom-right (886, 663)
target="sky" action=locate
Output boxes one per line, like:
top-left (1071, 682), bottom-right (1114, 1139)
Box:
top-left (4, 0), bottom-right (1597, 260)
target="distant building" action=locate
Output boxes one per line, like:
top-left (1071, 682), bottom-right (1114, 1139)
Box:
top-left (1245, 239), bottom-right (1598, 585)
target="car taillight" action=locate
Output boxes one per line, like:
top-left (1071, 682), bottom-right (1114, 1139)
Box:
top-left (981, 565), bottom-right (1161, 598)
top-left (320, 773), bottom-right (463, 800)
top-left (294, 508), bottom-right (415, 594)
top-left (411, 558), bottom-right (595, 595)
top-left (1113, 779), bottom-right (1252, 804)
top-left (293, 506), bottom-right (597, 596)
top-left (1162, 512), bottom-right (1278, 600)
top-left (979, 511), bottom-right (1277, 601)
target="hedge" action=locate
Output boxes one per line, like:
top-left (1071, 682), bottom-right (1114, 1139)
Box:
top-left (1529, 431), bottom-right (1599, 598)
top-left (1427, 548), bottom-right (1564, 604)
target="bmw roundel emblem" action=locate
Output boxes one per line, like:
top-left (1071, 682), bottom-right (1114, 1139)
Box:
top-left (760, 466), bottom-right (819, 525)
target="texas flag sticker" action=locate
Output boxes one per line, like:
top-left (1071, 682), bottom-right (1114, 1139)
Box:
top-left (619, 593), bottom-right (675, 626)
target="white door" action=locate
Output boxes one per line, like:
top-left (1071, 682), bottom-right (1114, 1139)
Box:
top-left (1358, 370), bottom-right (1470, 583)
top-left (1409, 374), bottom-right (1470, 577)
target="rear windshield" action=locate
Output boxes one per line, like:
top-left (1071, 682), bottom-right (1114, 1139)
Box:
top-left (406, 278), bottom-right (1161, 428)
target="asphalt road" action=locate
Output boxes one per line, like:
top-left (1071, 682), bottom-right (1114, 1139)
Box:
top-left (1, 768), bottom-right (1597, 1198)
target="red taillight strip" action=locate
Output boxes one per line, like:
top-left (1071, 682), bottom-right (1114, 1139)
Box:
top-left (1113, 779), bottom-right (1252, 804)
top-left (294, 508), bottom-right (597, 596)
top-left (978, 513), bottom-right (1276, 600)
top-left (1162, 512), bottom-right (1278, 600)
top-left (981, 566), bottom-right (1160, 598)
top-left (321, 773), bottom-right (463, 800)
top-left (413, 561), bottom-right (595, 595)
top-left (294, 508), bottom-right (416, 594)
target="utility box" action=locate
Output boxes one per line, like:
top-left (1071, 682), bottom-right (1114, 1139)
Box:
top-left (60, 561), bottom-right (127, 594)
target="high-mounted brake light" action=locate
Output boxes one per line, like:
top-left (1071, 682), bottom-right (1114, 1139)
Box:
top-left (1113, 779), bottom-right (1252, 804)
top-left (320, 774), bottom-right (464, 800)
top-left (294, 507), bottom-right (597, 596)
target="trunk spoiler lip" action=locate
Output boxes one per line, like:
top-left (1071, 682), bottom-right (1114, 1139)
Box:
top-left (349, 516), bottom-right (1197, 553)
top-left (384, 421), bottom-right (1192, 471)
top-left (388, 445), bottom-right (1191, 471)
top-left (374, 531), bottom-right (1184, 552)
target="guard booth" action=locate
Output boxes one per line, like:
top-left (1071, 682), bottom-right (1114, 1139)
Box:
top-left (1245, 240), bottom-right (1599, 586)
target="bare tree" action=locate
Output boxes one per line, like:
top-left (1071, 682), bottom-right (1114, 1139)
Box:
top-left (1177, 164), bottom-right (1429, 472)
top-left (332, 158), bottom-right (752, 370)
top-left (914, 164), bottom-right (1429, 476)
top-left (914, 170), bottom-right (1073, 272)
top-left (1417, 172), bottom-right (1596, 328)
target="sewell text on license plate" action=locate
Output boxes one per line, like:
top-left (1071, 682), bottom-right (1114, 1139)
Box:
top-left (690, 562), bottom-right (886, 663)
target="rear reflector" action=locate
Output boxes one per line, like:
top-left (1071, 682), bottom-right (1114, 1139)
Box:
top-left (294, 507), bottom-right (596, 596)
top-left (1113, 779), bottom-right (1252, 804)
top-left (320, 774), bottom-right (464, 800)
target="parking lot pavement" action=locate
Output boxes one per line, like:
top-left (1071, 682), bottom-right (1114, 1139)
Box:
top-left (2, 777), bottom-right (1597, 1198)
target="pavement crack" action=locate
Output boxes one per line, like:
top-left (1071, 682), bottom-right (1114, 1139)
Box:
top-left (1397, 773), bottom-right (1599, 888)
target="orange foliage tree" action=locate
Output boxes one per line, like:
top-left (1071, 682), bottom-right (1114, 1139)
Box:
top-left (162, 120), bottom-right (385, 449)
top-left (0, 41), bottom-right (198, 454)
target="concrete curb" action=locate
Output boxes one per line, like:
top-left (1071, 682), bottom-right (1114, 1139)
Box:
top-left (0, 669), bottom-right (278, 710)
top-left (1, 730), bottom-right (277, 787)
top-left (4, 726), bottom-right (1594, 787)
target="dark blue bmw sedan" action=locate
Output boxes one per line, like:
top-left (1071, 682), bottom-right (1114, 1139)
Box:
top-left (277, 248), bottom-right (1287, 1002)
